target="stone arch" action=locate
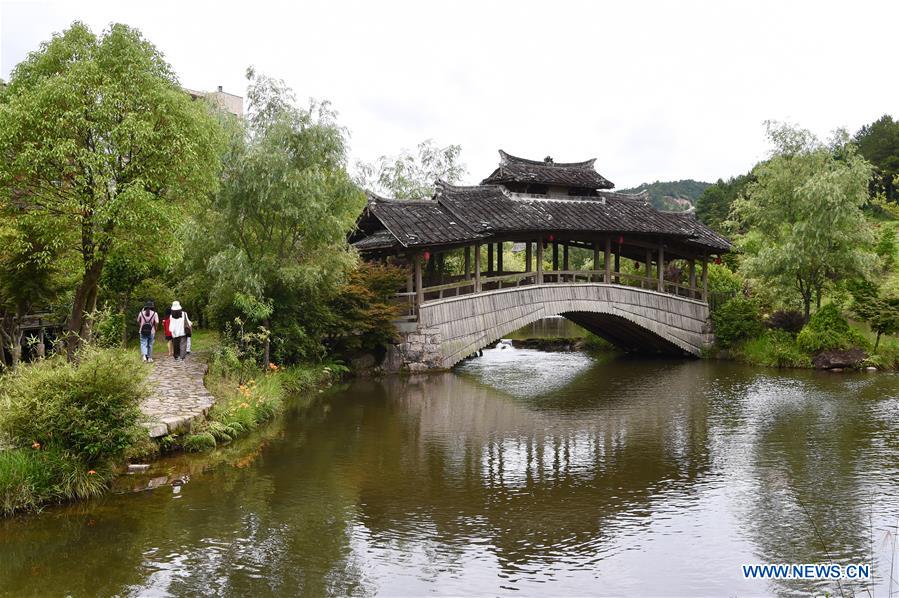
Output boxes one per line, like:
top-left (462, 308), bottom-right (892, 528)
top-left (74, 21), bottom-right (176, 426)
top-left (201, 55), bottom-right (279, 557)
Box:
top-left (407, 284), bottom-right (712, 370)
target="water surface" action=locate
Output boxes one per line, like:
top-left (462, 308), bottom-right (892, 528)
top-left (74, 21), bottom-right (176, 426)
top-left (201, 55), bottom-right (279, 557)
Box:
top-left (2, 345), bottom-right (899, 596)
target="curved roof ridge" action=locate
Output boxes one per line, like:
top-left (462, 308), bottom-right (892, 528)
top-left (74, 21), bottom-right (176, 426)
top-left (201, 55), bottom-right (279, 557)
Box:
top-left (498, 149), bottom-right (596, 169)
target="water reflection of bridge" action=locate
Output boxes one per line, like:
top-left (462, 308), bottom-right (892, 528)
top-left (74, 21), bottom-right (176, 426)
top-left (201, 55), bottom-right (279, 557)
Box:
top-left (349, 360), bottom-right (715, 571)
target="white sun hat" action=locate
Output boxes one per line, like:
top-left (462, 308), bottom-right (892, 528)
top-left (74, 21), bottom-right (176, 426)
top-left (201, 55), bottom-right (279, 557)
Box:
top-left (171, 301), bottom-right (182, 310)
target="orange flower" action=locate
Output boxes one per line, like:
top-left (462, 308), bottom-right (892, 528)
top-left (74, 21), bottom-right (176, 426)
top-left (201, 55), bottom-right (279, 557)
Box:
top-left (88, 470), bottom-right (97, 475)
top-left (268, 363), bottom-right (278, 371)
top-left (31, 441), bottom-right (41, 450)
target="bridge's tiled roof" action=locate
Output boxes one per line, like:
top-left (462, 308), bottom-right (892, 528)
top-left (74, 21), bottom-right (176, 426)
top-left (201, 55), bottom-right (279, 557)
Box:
top-left (352, 182), bottom-right (731, 253)
top-left (352, 151), bottom-right (731, 254)
top-left (481, 150), bottom-right (614, 190)
top-left (360, 196), bottom-right (486, 249)
top-left (435, 183), bottom-right (696, 238)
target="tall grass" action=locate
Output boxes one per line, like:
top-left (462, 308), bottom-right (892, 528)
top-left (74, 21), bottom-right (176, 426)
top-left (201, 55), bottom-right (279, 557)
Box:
top-left (0, 347), bottom-right (148, 515)
top-left (174, 356), bottom-right (342, 453)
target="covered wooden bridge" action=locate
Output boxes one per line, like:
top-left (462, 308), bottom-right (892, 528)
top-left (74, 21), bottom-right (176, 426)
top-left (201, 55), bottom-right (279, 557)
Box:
top-left (351, 151), bottom-right (731, 370)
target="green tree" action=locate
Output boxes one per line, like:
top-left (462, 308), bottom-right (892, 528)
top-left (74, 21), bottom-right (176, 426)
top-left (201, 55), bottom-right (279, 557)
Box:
top-left (854, 114), bottom-right (899, 202)
top-left (0, 222), bottom-right (68, 366)
top-left (356, 139), bottom-right (467, 199)
top-left (874, 224), bottom-right (897, 272)
top-left (0, 22), bottom-right (224, 358)
top-left (848, 279), bottom-right (899, 350)
top-left (732, 122), bottom-right (876, 321)
top-left (202, 69), bottom-right (366, 365)
top-left (695, 173), bottom-right (752, 232)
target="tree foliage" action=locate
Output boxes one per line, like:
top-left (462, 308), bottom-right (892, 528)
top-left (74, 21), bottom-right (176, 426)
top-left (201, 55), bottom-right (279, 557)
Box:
top-left (848, 279), bottom-right (899, 350)
top-left (0, 22), bottom-right (224, 357)
top-left (731, 122), bottom-right (876, 321)
top-left (198, 69), bottom-right (367, 363)
top-left (356, 139), bottom-right (466, 199)
top-left (854, 114), bottom-right (899, 202)
top-left (695, 173), bottom-right (753, 232)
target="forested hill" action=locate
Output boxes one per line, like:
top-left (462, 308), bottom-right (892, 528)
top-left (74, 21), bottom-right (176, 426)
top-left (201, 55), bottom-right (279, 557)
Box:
top-left (617, 179), bottom-right (711, 212)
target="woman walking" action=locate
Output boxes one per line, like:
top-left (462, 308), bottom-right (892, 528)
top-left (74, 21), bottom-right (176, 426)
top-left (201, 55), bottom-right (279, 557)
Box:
top-left (168, 301), bottom-right (192, 361)
top-left (162, 307), bottom-right (173, 357)
top-left (136, 301), bottom-right (159, 362)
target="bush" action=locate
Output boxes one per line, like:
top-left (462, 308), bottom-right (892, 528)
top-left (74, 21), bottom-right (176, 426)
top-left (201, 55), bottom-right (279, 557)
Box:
top-left (740, 329), bottom-right (811, 368)
top-left (0, 446), bottom-right (110, 516)
top-left (93, 309), bottom-right (126, 348)
top-left (0, 348), bottom-right (149, 466)
top-left (796, 303), bottom-right (869, 354)
top-left (183, 432), bottom-right (216, 452)
top-left (712, 296), bottom-right (763, 348)
top-left (767, 309), bottom-right (805, 334)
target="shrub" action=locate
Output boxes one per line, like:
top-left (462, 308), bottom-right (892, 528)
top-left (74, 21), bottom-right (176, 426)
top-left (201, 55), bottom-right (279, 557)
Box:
top-left (712, 296), bottom-right (763, 348)
top-left (92, 309), bottom-right (126, 348)
top-left (0, 446), bottom-right (110, 516)
top-left (767, 309), bottom-right (805, 334)
top-left (740, 329), bottom-right (811, 368)
top-left (796, 303), bottom-right (869, 354)
top-left (0, 348), bottom-right (149, 466)
top-left (183, 432), bottom-right (216, 452)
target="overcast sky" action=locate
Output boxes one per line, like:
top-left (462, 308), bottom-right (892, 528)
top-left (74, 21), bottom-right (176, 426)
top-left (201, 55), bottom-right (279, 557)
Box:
top-left (2, 0), bottom-right (897, 189)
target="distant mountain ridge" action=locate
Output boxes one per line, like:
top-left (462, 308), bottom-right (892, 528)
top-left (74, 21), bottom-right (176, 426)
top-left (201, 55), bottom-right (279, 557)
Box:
top-left (617, 179), bottom-right (711, 212)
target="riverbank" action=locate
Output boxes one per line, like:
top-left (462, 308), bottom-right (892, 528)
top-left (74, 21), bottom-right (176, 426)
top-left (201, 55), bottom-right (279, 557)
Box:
top-left (0, 341), bottom-right (343, 517)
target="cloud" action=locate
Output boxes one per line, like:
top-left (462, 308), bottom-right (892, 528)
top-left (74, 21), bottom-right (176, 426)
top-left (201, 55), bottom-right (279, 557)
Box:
top-left (2, 0), bottom-right (897, 188)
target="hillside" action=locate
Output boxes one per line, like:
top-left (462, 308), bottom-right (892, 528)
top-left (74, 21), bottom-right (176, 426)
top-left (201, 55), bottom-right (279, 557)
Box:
top-left (618, 179), bottom-right (711, 212)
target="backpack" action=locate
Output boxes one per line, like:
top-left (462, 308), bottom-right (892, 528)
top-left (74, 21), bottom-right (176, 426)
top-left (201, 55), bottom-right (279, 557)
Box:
top-left (139, 311), bottom-right (155, 336)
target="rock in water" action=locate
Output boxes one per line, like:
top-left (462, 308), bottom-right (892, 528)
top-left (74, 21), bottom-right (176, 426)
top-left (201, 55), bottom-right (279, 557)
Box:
top-left (812, 349), bottom-right (867, 370)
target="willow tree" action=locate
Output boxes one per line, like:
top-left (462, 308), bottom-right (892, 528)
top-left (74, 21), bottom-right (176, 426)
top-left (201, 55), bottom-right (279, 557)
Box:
top-left (356, 139), bottom-right (467, 199)
top-left (203, 69), bottom-right (366, 364)
top-left (732, 122), bottom-right (876, 321)
top-left (0, 22), bottom-right (223, 357)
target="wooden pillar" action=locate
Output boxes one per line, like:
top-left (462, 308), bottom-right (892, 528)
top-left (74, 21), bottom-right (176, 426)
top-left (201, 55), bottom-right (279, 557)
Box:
top-left (592, 241), bottom-right (600, 282)
top-left (536, 236), bottom-right (544, 284)
top-left (701, 257), bottom-right (709, 302)
top-left (487, 243), bottom-right (494, 275)
top-left (475, 243), bottom-right (482, 292)
top-left (414, 252), bottom-right (423, 307)
top-left (657, 245), bottom-right (665, 292)
top-left (614, 244), bottom-right (620, 283)
top-left (525, 242), bottom-right (532, 273)
top-left (437, 253), bottom-right (445, 284)
top-left (604, 237), bottom-right (611, 284)
top-left (563, 243), bottom-right (569, 271)
top-left (497, 242), bottom-right (503, 274)
top-left (645, 249), bottom-right (652, 289)
top-left (36, 327), bottom-right (46, 359)
top-left (552, 241), bottom-right (559, 271)
top-left (689, 259), bottom-right (696, 298)
top-left (464, 246), bottom-right (471, 280)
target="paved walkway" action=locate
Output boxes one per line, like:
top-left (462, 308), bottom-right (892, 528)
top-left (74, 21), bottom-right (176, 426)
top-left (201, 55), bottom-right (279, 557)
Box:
top-left (141, 356), bottom-right (215, 438)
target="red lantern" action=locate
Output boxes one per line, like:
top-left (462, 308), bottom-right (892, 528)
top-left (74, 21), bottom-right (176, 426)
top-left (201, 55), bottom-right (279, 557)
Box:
top-left (617, 235), bottom-right (624, 245)
top-left (714, 256), bottom-right (722, 265)
top-left (547, 234), bottom-right (555, 243)
top-left (422, 250), bottom-right (431, 262)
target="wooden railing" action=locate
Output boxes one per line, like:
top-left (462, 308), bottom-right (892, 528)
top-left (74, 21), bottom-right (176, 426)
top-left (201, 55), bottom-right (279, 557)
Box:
top-left (394, 269), bottom-right (706, 320)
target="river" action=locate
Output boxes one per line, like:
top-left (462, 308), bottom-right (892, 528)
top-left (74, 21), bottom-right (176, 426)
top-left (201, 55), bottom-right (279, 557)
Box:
top-left (2, 327), bottom-right (899, 596)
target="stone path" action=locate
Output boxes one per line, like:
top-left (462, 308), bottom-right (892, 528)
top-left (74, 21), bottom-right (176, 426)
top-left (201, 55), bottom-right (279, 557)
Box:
top-left (141, 356), bottom-right (215, 438)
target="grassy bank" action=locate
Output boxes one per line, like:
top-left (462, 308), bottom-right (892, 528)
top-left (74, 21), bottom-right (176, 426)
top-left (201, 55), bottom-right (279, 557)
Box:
top-left (711, 299), bottom-right (899, 370)
top-left (159, 351), bottom-right (344, 454)
top-left (0, 333), bottom-right (345, 516)
top-left (0, 348), bottom-right (152, 516)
